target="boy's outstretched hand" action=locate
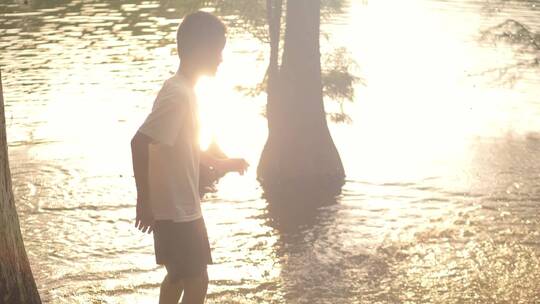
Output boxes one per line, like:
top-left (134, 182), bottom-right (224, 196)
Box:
top-left (216, 158), bottom-right (249, 175)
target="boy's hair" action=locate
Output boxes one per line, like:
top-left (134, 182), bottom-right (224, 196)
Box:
top-left (177, 11), bottom-right (226, 58)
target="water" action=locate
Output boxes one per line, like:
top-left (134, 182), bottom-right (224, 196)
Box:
top-left (1, 0), bottom-right (540, 303)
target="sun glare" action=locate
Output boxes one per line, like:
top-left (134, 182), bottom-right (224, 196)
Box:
top-left (195, 70), bottom-right (268, 165)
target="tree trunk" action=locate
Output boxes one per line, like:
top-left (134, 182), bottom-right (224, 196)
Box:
top-left (0, 70), bottom-right (41, 304)
top-left (264, 0), bottom-right (282, 144)
top-left (258, 0), bottom-right (345, 203)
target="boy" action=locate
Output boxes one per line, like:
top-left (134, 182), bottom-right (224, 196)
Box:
top-left (131, 11), bottom-right (248, 304)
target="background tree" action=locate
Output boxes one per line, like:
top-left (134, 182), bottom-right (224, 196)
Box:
top-left (0, 71), bottom-right (41, 303)
top-left (257, 0), bottom-right (345, 202)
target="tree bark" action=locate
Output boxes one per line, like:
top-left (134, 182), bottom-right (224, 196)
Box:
top-left (258, 0), bottom-right (345, 202)
top-left (0, 70), bottom-right (41, 304)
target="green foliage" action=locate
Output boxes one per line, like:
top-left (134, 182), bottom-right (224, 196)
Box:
top-left (321, 0), bottom-right (347, 21)
top-left (480, 19), bottom-right (540, 50)
top-left (322, 47), bottom-right (363, 123)
top-left (478, 19), bottom-right (540, 86)
top-left (235, 80), bottom-right (267, 97)
top-left (212, 0), bottom-right (269, 41)
top-left (322, 47), bottom-right (363, 102)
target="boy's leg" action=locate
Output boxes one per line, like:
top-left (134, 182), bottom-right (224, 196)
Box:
top-left (159, 274), bottom-right (184, 304)
top-left (181, 270), bottom-right (209, 304)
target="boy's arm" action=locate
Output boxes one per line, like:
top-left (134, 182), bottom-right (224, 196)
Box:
top-left (131, 131), bottom-right (154, 233)
top-left (200, 150), bottom-right (220, 169)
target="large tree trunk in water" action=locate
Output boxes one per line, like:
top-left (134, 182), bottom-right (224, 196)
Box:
top-left (0, 71), bottom-right (41, 304)
top-left (258, 0), bottom-right (345, 204)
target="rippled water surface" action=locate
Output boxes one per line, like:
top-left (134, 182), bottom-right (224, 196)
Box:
top-left (1, 0), bottom-right (540, 303)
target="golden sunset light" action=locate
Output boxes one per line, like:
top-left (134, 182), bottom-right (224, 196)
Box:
top-left (1, 0), bottom-right (539, 303)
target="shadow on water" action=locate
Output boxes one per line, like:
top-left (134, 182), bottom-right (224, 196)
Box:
top-left (262, 185), bottom-right (340, 235)
top-left (259, 183), bottom-right (369, 302)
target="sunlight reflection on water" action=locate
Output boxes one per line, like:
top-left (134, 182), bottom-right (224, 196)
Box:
top-left (1, 0), bottom-right (540, 303)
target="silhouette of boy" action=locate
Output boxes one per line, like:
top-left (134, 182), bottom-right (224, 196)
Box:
top-left (131, 11), bottom-right (248, 304)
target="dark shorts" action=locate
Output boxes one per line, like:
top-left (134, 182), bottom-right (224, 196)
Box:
top-left (153, 217), bottom-right (213, 281)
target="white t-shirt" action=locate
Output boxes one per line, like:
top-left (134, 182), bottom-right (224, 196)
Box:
top-left (138, 72), bottom-right (201, 222)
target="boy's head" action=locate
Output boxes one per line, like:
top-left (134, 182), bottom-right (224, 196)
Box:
top-left (177, 11), bottom-right (226, 76)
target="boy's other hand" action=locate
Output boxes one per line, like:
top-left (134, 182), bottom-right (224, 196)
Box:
top-left (135, 197), bottom-right (154, 234)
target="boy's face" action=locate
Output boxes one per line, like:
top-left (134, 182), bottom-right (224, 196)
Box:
top-left (197, 35), bottom-right (226, 76)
